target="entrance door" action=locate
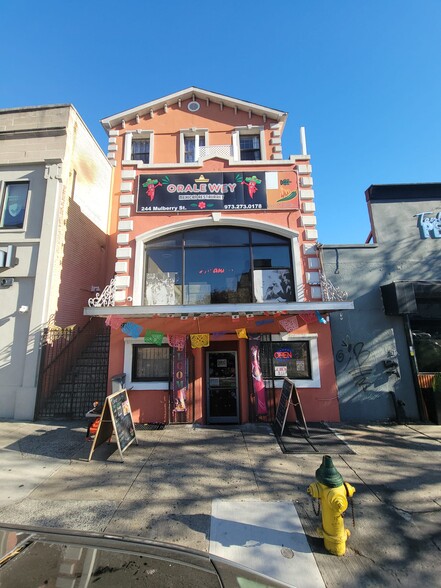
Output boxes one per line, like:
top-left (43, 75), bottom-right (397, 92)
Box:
top-left (206, 351), bottom-right (239, 424)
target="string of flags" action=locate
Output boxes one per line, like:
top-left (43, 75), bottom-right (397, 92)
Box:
top-left (105, 310), bottom-right (328, 346)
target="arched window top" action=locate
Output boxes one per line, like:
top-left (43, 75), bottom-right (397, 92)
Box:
top-left (143, 226), bottom-right (295, 306)
top-left (145, 227), bottom-right (292, 249)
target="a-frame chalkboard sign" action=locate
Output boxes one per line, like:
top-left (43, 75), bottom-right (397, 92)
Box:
top-left (88, 389), bottom-right (138, 462)
top-left (275, 378), bottom-right (309, 438)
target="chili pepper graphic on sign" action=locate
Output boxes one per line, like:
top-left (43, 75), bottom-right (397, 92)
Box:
top-left (240, 175), bottom-right (262, 199)
top-left (277, 190), bottom-right (297, 202)
top-left (142, 178), bottom-right (162, 201)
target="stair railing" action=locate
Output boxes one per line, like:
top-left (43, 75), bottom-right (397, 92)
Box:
top-left (35, 318), bottom-right (109, 419)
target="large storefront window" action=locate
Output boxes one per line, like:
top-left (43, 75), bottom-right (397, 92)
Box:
top-left (412, 320), bottom-right (441, 373)
top-left (144, 227), bottom-right (294, 305)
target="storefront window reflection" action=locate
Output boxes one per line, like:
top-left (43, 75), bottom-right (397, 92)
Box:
top-left (412, 321), bottom-right (441, 373)
top-left (144, 227), bottom-right (294, 305)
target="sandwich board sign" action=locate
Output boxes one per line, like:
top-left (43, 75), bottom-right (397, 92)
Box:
top-left (88, 389), bottom-right (138, 462)
top-left (275, 378), bottom-right (309, 437)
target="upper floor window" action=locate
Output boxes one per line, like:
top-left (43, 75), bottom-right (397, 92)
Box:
top-left (184, 135), bottom-right (205, 162)
top-left (144, 227), bottom-right (294, 306)
top-left (0, 182), bottom-right (29, 229)
top-left (180, 131), bottom-right (207, 163)
top-left (240, 135), bottom-right (261, 160)
top-left (132, 139), bottom-right (150, 164)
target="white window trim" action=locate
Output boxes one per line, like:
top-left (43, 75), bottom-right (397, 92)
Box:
top-left (179, 129), bottom-right (208, 163)
top-left (232, 126), bottom-right (266, 161)
top-left (124, 130), bottom-right (154, 163)
top-left (123, 337), bottom-right (169, 390)
top-left (265, 333), bottom-right (320, 389)
top-left (132, 216), bottom-right (303, 306)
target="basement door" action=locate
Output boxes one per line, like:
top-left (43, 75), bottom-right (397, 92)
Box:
top-left (206, 351), bottom-right (239, 424)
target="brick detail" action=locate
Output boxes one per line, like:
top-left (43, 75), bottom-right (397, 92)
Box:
top-left (302, 201), bottom-right (316, 212)
top-left (305, 229), bottom-right (318, 240)
top-left (117, 233), bottom-right (130, 245)
top-left (119, 207), bottom-right (131, 218)
top-left (120, 194), bottom-right (134, 205)
top-left (122, 170), bottom-right (137, 180)
top-left (116, 247), bottom-right (132, 259)
top-left (300, 189), bottom-right (314, 200)
top-left (115, 275), bottom-right (130, 288)
top-left (310, 286), bottom-right (323, 299)
top-left (301, 215), bottom-right (317, 226)
top-left (115, 261), bottom-right (128, 273)
top-left (120, 182), bottom-right (132, 192)
top-left (118, 220), bottom-right (133, 231)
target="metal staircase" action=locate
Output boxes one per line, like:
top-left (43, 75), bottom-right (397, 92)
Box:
top-left (35, 319), bottom-right (110, 420)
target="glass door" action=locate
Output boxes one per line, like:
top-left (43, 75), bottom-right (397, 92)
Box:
top-left (206, 351), bottom-right (239, 424)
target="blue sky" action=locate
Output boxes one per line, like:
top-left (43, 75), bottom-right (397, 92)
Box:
top-left (2, 0), bottom-right (440, 243)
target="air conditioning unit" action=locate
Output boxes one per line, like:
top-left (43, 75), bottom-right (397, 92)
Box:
top-left (0, 245), bottom-right (15, 268)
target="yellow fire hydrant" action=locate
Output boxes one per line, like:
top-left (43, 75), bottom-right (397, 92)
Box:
top-left (307, 455), bottom-right (356, 556)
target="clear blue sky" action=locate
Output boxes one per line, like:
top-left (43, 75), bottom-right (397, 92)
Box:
top-left (2, 0), bottom-right (440, 244)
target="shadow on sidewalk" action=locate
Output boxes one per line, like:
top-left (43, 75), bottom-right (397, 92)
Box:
top-left (4, 421), bottom-right (87, 459)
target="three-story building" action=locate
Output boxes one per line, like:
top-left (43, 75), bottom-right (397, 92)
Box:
top-left (85, 88), bottom-right (352, 425)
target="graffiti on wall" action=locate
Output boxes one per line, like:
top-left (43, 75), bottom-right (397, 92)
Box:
top-left (335, 334), bottom-right (401, 394)
top-left (415, 211), bottom-right (441, 239)
top-left (336, 336), bottom-right (373, 392)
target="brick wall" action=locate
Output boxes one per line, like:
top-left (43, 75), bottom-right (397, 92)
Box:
top-left (55, 197), bottom-right (109, 327)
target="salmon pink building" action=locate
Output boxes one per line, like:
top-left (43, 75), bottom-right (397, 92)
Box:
top-left (85, 88), bottom-right (352, 425)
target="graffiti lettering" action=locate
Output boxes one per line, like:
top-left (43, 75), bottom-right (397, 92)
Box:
top-left (336, 336), bottom-right (373, 392)
top-left (415, 211), bottom-right (441, 239)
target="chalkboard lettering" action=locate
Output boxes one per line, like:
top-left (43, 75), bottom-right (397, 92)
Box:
top-left (88, 389), bottom-right (138, 462)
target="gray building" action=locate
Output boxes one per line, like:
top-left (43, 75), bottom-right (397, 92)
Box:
top-left (0, 105), bottom-right (112, 420)
top-left (322, 184), bottom-right (441, 423)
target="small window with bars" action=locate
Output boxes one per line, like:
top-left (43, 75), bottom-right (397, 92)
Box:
top-left (132, 344), bottom-right (170, 381)
top-left (131, 139), bottom-right (150, 163)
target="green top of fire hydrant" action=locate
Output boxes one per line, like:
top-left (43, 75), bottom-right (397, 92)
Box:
top-left (315, 455), bottom-right (344, 488)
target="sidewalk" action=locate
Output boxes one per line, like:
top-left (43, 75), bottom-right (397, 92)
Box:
top-left (0, 419), bottom-right (440, 587)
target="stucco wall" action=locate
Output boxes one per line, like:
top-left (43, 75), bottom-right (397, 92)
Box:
top-left (323, 194), bottom-right (441, 422)
top-left (0, 105), bottom-right (112, 419)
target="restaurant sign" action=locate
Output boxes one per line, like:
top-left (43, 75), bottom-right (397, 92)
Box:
top-left (137, 172), bottom-right (267, 212)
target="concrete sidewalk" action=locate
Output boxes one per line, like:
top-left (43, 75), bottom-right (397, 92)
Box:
top-left (0, 419), bottom-right (440, 587)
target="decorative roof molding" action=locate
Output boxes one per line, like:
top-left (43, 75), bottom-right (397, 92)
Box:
top-left (101, 87), bottom-right (288, 131)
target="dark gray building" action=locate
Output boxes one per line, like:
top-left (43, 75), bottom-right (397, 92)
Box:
top-left (322, 184), bottom-right (441, 423)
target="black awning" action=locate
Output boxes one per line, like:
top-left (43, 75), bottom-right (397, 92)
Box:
top-left (381, 281), bottom-right (441, 316)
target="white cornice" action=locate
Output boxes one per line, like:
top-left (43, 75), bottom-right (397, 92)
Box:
top-left (101, 87), bottom-right (288, 130)
top-left (84, 301), bottom-right (354, 317)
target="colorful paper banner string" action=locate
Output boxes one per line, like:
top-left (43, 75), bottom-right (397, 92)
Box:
top-left (190, 333), bottom-right (210, 348)
top-left (144, 329), bottom-right (164, 345)
top-left (300, 312), bottom-right (318, 324)
top-left (279, 316), bottom-right (300, 333)
top-left (167, 333), bottom-right (187, 350)
top-left (121, 322), bottom-right (143, 337)
top-left (105, 315), bottom-right (125, 330)
top-left (315, 311), bottom-right (327, 324)
top-left (236, 328), bottom-right (248, 339)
